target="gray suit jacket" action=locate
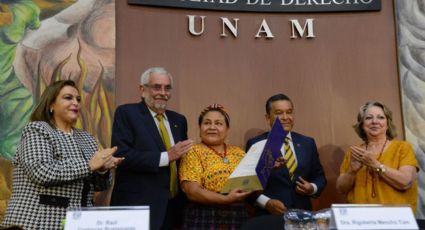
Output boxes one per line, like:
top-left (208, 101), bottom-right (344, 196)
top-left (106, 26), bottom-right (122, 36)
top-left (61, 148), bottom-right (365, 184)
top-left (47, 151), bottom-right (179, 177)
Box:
top-left (1, 121), bottom-right (110, 230)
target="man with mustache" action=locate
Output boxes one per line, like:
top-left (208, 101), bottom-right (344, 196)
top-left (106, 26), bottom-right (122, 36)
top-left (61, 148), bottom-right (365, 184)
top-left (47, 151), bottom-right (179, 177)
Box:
top-left (110, 67), bottom-right (193, 230)
top-left (246, 93), bottom-right (326, 214)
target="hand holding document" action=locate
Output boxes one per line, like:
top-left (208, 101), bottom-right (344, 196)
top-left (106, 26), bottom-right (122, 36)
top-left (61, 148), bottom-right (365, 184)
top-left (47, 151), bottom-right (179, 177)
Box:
top-left (221, 118), bottom-right (286, 193)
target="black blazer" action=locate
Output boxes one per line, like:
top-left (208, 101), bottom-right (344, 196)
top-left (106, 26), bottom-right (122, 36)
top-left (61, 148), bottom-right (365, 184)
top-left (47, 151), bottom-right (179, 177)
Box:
top-left (246, 131), bottom-right (326, 210)
top-left (110, 102), bottom-right (188, 230)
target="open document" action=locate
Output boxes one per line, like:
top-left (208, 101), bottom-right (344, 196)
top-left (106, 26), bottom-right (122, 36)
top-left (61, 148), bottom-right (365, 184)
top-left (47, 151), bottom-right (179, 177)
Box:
top-left (221, 118), bottom-right (286, 193)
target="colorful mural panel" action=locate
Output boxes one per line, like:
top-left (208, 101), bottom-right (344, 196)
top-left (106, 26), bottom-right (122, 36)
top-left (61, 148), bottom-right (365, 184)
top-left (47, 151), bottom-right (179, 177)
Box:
top-left (0, 0), bottom-right (115, 221)
top-left (395, 0), bottom-right (425, 219)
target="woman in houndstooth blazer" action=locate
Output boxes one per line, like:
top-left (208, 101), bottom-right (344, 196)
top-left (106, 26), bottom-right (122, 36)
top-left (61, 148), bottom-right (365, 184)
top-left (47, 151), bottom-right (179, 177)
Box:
top-left (1, 80), bottom-right (123, 229)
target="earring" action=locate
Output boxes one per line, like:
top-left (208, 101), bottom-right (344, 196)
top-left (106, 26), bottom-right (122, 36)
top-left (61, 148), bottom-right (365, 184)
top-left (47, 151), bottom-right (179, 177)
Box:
top-left (50, 108), bottom-right (53, 113)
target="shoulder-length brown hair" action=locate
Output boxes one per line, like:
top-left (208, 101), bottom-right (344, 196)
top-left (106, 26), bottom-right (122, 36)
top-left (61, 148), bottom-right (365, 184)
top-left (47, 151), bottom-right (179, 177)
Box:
top-left (30, 80), bottom-right (78, 127)
top-left (353, 101), bottom-right (397, 142)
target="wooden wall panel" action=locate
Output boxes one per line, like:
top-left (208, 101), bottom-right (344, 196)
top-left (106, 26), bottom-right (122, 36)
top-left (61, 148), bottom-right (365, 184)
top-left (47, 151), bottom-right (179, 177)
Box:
top-left (115, 1), bottom-right (401, 209)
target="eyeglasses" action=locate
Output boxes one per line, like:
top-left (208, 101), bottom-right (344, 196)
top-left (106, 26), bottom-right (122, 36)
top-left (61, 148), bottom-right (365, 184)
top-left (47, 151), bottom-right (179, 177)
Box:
top-left (144, 84), bottom-right (173, 92)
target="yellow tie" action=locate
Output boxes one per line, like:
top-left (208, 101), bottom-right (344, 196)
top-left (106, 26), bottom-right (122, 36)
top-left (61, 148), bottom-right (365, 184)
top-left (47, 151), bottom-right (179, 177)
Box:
top-left (156, 114), bottom-right (178, 198)
top-left (284, 137), bottom-right (297, 179)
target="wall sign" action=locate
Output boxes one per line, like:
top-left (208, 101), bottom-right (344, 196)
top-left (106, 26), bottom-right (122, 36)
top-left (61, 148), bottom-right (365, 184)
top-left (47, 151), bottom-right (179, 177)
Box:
top-left (128, 0), bottom-right (381, 13)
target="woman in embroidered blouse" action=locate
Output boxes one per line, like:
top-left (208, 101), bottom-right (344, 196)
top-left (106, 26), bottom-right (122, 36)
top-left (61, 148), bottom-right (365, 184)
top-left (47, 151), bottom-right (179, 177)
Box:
top-left (179, 104), bottom-right (252, 229)
top-left (2, 80), bottom-right (123, 229)
top-left (336, 101), bottom-right (419, 213)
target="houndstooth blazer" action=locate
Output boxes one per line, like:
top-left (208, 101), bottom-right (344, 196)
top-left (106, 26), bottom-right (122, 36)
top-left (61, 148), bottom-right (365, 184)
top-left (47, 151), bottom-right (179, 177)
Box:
top-left (1, 121), bottom-right (111, 230)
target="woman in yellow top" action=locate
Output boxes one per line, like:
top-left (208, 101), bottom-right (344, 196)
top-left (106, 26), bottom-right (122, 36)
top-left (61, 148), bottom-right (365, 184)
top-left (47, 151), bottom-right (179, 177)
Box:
top-left (336, 101), bottom-right (419, 213)
top-left (179, 104), bottom-right (252, 229)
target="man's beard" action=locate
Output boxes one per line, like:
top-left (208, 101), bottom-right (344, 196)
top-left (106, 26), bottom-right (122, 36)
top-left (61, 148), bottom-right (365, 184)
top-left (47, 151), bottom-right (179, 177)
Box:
top-left (154, 102), bottom-right (167, 110)
top-left (145, 94), bottom-right (169, 110)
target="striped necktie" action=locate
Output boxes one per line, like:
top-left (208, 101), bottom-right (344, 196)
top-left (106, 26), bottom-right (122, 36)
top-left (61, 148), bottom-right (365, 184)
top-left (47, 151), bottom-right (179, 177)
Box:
top-left (156, 114), bottom-right (178, 198)
top-left (284, 137), bottom-right (297, 179)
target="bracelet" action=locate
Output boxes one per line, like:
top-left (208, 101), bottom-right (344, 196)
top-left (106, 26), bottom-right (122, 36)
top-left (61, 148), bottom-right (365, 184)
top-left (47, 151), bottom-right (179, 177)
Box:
top-left (375, 164), bottom-right (386, 175)
top-left (97, 169), bottom-right (108, 174)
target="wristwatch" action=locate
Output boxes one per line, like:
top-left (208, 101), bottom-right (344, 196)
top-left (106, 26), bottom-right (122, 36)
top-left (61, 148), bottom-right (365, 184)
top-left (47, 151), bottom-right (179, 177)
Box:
top-left (375, 164), bottom-right (386, 175)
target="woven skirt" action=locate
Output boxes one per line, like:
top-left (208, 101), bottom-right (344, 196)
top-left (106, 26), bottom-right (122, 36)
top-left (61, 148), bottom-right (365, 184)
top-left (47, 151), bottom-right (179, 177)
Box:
top-left (182, 202), bottom-right (250, 230)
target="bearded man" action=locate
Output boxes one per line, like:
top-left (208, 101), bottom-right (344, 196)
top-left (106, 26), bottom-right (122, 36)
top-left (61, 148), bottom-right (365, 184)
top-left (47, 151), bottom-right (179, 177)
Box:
top-left (110, 67), bottom-right (193, 230)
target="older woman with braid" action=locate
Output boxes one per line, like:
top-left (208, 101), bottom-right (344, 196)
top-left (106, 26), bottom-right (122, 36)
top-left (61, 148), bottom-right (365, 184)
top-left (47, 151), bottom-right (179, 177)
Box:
top-left (336, 101), bottom-right (419, 213)
top-left (179, 104), bottom-right (252, 229)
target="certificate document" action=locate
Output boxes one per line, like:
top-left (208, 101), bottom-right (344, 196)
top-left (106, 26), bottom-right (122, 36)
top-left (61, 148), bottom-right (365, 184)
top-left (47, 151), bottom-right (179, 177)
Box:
top-left (221, 118), bottom-right (286, 193)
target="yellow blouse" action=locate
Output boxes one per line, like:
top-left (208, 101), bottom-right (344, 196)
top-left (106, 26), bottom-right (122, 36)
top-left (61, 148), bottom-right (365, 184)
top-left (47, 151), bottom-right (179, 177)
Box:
top-left (340, 140), bottom-right (419, 213)
top-left (179, 143), bottom-right (245, 193)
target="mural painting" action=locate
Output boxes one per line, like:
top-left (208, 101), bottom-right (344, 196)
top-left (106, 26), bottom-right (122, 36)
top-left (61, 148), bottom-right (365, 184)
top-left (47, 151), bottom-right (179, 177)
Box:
top-left (395, 0), bottom-right (425, 219)
top-left (0, 0), bottom-right (115, 221)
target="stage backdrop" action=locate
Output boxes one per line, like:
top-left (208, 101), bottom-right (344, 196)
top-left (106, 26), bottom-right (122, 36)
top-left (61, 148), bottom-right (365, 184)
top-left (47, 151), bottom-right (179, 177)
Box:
top-left (115, 0), bottom-right (423, 214)
top-left (0, 0), bottom-right (115, 221)
top-left (1, 0), bottom-right (424, 221)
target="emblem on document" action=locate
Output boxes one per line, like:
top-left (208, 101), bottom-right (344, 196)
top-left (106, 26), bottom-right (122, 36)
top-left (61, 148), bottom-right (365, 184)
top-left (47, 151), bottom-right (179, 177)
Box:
top-left (72, 211), bottom-right (82, 220)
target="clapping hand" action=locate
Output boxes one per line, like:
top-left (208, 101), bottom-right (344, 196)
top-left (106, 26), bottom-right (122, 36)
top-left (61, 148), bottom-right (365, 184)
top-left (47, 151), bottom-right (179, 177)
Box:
top-left (168, 139), bottom-right (194, 161)
top-left (89, 147), bottom-right (124, 172)
top-left (350, 145), bottom-right (376, 170)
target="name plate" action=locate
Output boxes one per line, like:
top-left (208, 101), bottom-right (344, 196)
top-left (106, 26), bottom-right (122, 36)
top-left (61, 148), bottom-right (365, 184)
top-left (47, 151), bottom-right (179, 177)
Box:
top-left (64, 206), bottom-right (150, 230)
top-left (331, 204), bottom-right (418, 230)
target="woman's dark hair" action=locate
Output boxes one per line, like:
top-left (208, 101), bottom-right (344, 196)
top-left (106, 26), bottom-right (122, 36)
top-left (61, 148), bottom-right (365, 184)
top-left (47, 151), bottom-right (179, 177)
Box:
top-left (353, 101), bottom-right (397, 142)
top-left (30, 80), bottom-right (78, 127)
top-left (198, 104), bottom-right (230, 127)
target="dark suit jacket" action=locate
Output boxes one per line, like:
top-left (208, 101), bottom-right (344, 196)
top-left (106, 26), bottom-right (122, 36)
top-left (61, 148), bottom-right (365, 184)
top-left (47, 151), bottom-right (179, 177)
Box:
top-left (246, 131), bottom-right (326, 210)
top-left (110, 102), bottom-right (188, 230)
